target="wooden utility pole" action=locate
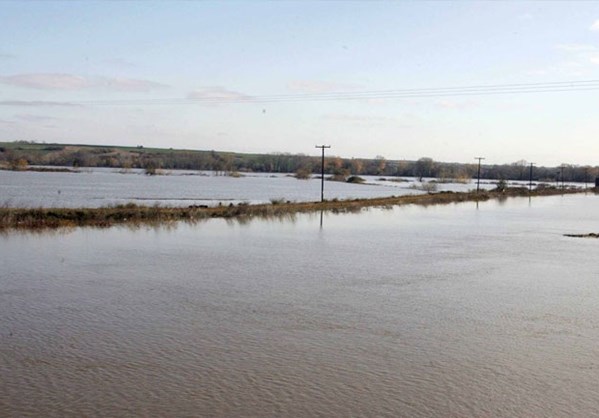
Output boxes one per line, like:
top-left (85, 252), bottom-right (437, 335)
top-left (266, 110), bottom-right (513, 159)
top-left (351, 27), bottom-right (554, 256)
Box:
top-left (475, 157), bottom-right (485, 193)
top-left (529, 162), bottom-right (535, 192)
top-left (315, 145), bottom-right (331, 202)
top-left (585, 167), bottom-right (590, 189)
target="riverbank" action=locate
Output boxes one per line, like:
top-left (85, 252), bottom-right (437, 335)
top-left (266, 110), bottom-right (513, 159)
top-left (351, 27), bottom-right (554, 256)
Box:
top-left (0, 187), bottom-right (591, 230)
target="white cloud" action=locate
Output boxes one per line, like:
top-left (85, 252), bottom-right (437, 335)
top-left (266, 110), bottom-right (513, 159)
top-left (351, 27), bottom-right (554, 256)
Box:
top-left (591, 19), bottom-right (599, 32)
top-left (187, 87), bottom-right (251, 102)
top-left (0, 73), bottom-right (168, 91)
top-left (287, 80), bottom-right (361, 93)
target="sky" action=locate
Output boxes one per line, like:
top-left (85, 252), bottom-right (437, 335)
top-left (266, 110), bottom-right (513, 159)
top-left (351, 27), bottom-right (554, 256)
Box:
top-left (2, 1), bottom-right (599, 166)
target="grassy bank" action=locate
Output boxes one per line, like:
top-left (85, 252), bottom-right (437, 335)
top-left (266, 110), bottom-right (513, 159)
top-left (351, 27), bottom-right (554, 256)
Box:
top-left (0, 187), bottom-right (590, 230)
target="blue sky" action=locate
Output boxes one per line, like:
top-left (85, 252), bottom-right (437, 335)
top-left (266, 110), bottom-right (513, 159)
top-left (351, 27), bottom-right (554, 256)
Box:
top-left (2, 1), bottom-right (599, 165)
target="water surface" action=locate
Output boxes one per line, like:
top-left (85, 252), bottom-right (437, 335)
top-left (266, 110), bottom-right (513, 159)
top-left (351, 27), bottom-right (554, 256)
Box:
top-left (0, 168), bottom-right (514, 208)
top-left (2, 194), bottom-right (599, 417)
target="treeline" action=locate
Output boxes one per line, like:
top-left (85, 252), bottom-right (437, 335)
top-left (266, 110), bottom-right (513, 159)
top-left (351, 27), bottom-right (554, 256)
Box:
top-left (0, 141), bottom-right (597, 183)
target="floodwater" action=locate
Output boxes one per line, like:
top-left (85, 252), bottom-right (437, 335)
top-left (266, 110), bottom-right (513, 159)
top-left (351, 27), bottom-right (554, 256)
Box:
top-left (2, 194), bottom-right (599, 417)
top-left (0, 168), bottom-right (504, 208)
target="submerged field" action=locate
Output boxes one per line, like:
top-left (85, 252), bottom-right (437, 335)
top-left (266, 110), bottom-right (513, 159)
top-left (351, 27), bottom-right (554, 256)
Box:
top-left (2, 193), bottom-right (599, 417)
top-left (2, 167), bottom-right (598, 417)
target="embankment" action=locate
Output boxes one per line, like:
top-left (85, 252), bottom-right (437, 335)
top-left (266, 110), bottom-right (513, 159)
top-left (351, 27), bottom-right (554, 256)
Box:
top-left (0, 187), bottom-right (590, 230)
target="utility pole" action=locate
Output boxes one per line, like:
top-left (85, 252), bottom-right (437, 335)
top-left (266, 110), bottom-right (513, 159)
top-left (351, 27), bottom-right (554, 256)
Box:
top-left (585, 167), bottom-right (589, 189)
top-left (315, 145), bottom-right (331, 202)
top-left (560, 165), bottom-right (565, 190)
top-left (529, 162), bottom-right (535, 192)
top-left (475, 157), bottom-right (485, 193)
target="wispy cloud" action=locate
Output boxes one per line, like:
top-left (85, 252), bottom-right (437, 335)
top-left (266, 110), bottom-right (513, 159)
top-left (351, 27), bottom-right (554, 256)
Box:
top-left (0, 100), bottom-right (81, 107)
top-left (517, 13), bottom-right (534, 21)
top-left (526, 63), bottom-right (585, 78)
top-left (591, 19), bottom-right (599, 32)
top-left (287, 80), bottom-right (362, 93)
top-left (555, 43), bottom-right (597, 52)
top-left (187, 87), bottom-right (252, 101)
top-left (0, 53), bottom-right (16, 60)
top-left (99, 77), bottom-right (167, 92)
top-left (321, 113), bottom-right (414, 129)
top-left (434, 99), bottom-right (478, 110)
top-left (322, 113), bottom-right (394, 124)
top-left (529, 42), bottom-right (599, 76)
top-left (556, 43), bottom-right (599, 68)
top-left (1, 73), bottom-right (91, 90)
top-left (14, 114), bottom-right (58, 122)
top-left (0, 73), bottom-right (168, 91)
top-left (103, 58), bottom-right (137, 68)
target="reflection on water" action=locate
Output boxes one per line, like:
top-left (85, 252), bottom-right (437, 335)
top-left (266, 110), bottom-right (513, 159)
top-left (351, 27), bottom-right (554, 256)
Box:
top-left (2, 195), bottom-right (599, 417)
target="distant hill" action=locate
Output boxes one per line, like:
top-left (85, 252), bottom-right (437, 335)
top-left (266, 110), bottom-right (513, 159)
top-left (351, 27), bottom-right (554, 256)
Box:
top-left (0, 141), bottom-right (595, 183)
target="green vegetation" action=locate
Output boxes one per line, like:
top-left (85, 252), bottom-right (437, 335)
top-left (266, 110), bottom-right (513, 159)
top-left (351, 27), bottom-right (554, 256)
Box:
top-left (0, 186), bottom-right (588, 231)
top-left (2, 141), bottom-right (597, 182)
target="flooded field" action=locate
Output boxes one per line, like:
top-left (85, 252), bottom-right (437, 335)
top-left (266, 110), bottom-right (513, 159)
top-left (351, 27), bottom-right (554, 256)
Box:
top-left (0, 168), bottom-right (504, 208)
top-left (2, 194), bottom-right (599, 417)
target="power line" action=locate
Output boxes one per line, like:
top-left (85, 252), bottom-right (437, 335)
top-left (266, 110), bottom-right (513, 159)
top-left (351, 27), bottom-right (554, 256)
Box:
top-left (17, 79), bottom-right (599, 106)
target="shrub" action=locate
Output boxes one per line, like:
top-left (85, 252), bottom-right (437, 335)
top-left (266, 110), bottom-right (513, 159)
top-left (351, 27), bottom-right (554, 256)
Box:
top-left (10, 158), bottom-right (28, 171)
top-left (347, 176), bottom-right (365, 184)
top-left (420, 182), bottom-right (438, 192)
top-left (328, 174), bottom-right (347, 182)
top-left (494, 179), bottom-right (508, 192)
top-left (295, 167), bottom-right (312, 179)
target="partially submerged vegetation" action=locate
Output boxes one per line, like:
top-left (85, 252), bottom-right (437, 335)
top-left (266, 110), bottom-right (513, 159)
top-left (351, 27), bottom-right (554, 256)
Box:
top-left (0, 186), bottom-right (590, 231)
top-left (326, 174), bottom-right (366, 183)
